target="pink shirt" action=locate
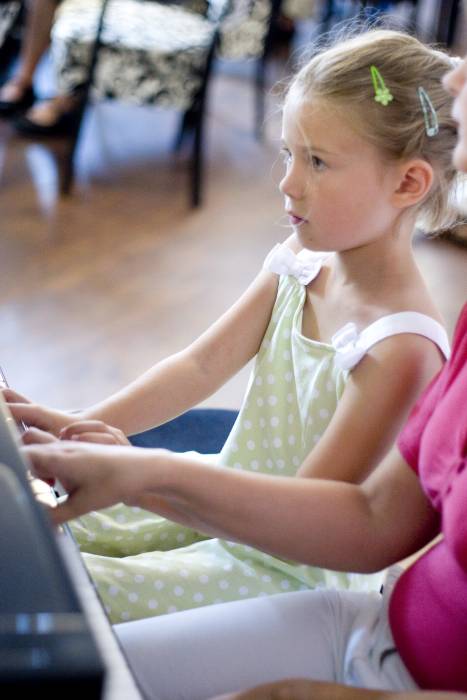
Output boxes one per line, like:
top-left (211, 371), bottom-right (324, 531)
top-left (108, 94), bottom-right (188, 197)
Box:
top-left (390, 303), bottom-right (467, 692)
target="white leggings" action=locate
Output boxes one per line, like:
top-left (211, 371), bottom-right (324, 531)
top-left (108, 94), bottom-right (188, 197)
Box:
top-left (115, 567), bottom-right (417, 700)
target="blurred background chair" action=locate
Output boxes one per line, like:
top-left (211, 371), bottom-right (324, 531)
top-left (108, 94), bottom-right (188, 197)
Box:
top-left (4, 0), bottom-right (460, 206)
top-left (215, 0), bottom-right (283, 137)
top-left (317, 0), bottom-right (461, 47)
top-left (48, 0), bottom-right (228, 206)
top-left (319, 0), bottom-right (418, 31)
top-left (0, 0), bottom-right (23, 80)
top-left (50, 0), bottom-right (285, 204)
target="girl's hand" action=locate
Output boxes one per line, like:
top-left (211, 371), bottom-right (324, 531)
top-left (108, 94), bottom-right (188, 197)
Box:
top-left (209, 680), bottom-right (317, 699)
top-left (22, 441), bottom-right (145, 525)
top-left (22, 427), bottom-right (59, 445)
top-left (209, 680), bottom-right (405, 699)
top-left (59, 420), bottom-right (130, 446)
top-left (2, 387), bottom-right (76, 436)
top-left (208, 686), bottom-right (464, 700)
top-left (209, 680), bottom-right (333, 699)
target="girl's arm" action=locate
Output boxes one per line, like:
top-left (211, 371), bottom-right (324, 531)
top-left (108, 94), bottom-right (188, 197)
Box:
top-left (80, 267), bottom-right (279, 434)
top-left (5, 267), bottom-right (279, 437)
top-left (297, 333), bottom-right (443, 483)
top-left (58, 304), bottom-right (443, 455)
top-left (24, 441), bottom-right (438, 573)
top-left (211, 680), bottom-right (467, 699)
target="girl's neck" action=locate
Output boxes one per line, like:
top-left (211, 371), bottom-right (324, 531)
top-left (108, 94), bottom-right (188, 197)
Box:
top-left (330, 225), bottom-right (418, 293)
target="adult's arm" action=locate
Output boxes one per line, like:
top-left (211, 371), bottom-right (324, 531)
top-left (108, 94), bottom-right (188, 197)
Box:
top-left (24, 441), bottom-right (438, 573)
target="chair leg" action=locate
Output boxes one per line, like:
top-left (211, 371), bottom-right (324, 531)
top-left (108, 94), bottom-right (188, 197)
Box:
top-left (174, 107), bottom-right (196, 153)
top-left (191, 105), bottom-right (203, 207)
top-left (319, 0), bottom-right (335, 31)
top-left (253, 0), bottom-right (283, 140)
top-left (0, 2), bottom-right (24, 83)
top-left (57, 0), bottom-right (109, 196)
top-left (174, 113), bottom-right (187, 152)
top-left (59, 145), bottom-right (75, 195)
top-left (173, 104), bottom-right (202, 205)
top-left (58, 91), bottom-right (88, 195)
top-left (438, 0), bottom-right (460, 47)
top-left (255, 56), bottom-right (266, 141)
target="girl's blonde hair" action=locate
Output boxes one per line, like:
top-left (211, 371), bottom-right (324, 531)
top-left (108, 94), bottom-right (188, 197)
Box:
top-left (287, 29), bottom-right (463, 233)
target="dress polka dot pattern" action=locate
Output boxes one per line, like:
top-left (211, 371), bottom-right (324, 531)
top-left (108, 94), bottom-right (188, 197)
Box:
top-left (70, 248), bottom-right (385, 623)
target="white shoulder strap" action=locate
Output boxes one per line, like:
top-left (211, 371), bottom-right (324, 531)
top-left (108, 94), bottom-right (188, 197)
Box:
top-left (263, 244), bottom-right (330, 285)
top-left (332, 312), bottom-right (450, 371)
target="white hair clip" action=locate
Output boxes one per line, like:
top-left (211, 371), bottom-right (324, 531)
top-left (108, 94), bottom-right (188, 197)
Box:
top-left (418, 87), bottom-right (439, 138)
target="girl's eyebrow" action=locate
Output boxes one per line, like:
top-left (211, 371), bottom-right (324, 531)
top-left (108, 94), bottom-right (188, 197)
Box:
top-left (280, 139), bottom-right (335, 156)
top-left (306, 145), bottom-right (335, 156)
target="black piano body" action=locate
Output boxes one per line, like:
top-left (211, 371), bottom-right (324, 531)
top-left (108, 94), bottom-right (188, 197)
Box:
top-left (0, 396), bottom-right (143, 699)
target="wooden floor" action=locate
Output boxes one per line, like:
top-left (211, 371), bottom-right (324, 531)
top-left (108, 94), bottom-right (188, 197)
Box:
top-left (0, 54), bottom-right (466, 413)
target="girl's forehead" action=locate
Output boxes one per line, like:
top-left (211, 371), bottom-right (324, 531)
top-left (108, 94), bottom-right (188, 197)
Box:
top-left (284, 89), bottom-right (328, 118)
top-left (282, 93), bottom-right (364, 149)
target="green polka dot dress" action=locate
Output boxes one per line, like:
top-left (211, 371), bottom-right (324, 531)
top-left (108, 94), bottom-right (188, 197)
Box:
top-left (70, 244), bottom-right (450, 624)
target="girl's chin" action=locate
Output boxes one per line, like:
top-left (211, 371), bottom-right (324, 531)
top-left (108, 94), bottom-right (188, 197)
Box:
top-left (296, 235), bottom-right (325, 252)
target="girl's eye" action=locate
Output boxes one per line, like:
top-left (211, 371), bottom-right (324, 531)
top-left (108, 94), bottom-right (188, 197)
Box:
top-left (310, 155), bottom-right (326, 171)
top-left (280, 148), bottom-right (292, 165)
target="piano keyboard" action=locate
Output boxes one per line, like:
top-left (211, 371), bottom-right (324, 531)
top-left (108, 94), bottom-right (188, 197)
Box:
top-left (57, 534), bottom-right (144, 700)
top-left (27, 474), bottom-right (144, 700)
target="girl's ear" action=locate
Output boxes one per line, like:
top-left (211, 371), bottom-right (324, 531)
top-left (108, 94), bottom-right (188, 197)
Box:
top-left (392, 159), bottom-right (434, 209)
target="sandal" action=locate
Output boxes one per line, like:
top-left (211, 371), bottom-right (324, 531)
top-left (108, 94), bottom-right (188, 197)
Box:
top-left (0, 79), bottom-right (35, 118)
top-left (13, 96), bottom-right (81, 137)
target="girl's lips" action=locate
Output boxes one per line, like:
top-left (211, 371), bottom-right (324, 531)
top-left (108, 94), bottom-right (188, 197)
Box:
top-left (288, 213), bottom-right (306, 226)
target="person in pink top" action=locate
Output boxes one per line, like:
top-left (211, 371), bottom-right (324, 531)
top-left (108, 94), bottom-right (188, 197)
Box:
top-left (390, 305), bottom-right (467, 692)
top-left (21, 26), bottom-right (467, 700)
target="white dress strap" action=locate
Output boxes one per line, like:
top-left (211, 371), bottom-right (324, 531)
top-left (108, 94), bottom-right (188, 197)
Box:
top-left (263, 244), bottom-right (330, 286)
top-left (332, 311), bottom-right (450, 371)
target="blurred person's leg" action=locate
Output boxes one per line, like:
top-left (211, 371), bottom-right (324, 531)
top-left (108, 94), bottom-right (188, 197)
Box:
top-left (0, 0), bottom-right (58, 115)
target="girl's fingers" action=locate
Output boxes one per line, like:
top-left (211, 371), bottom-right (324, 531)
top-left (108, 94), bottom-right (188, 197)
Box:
top-left (209, 680), bottom-right (318, 699)
top-left (22, 427), bottom-right (58, 445)
top-left (71, 432), bottom-right (118, 445)
top-left (60, 420), bottom-right (108, 437)
top-left (108, 427), bottom-right (130, 445)
top-left (7, 402), bottom-right (60, 434)
top-left (61, 421), bottom-right (129, 445)
top-left (1, 388), bottom-right (32, 404)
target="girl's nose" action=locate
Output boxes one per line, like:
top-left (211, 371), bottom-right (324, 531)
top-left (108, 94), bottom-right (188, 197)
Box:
top-left (279, 164), bottom-right (306, 200)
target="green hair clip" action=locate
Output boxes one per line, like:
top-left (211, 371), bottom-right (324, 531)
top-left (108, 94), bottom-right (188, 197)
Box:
top-left (418, 87), bottom-right (439, 137)
top-left (370, 65), bottom-right (393, 106)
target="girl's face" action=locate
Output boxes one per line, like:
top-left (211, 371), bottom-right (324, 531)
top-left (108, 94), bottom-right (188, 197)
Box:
top-left (279, 92), bottom-right (401, 252)
top-left (443, 55), bottom-right (467, 172)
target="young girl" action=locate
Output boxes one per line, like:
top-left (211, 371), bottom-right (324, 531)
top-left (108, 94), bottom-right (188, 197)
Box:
top-left (6, 29), bottom-right (461, 626)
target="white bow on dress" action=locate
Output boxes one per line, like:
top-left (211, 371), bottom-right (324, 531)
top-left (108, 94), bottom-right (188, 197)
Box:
top-left (263, 244), bottom-right (328, 286)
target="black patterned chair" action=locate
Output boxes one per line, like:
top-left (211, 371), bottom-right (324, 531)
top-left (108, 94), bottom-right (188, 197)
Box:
top-left (50, 0), bottom-right (228, 206)
top-left (215, 0), bottom-right (283, 137)
top-left (0, 0), bottom-right (23, 77)
top-left (50, 0), bottom-right (290, 204)
top-left (0, 0), bottom-right (20, 46)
